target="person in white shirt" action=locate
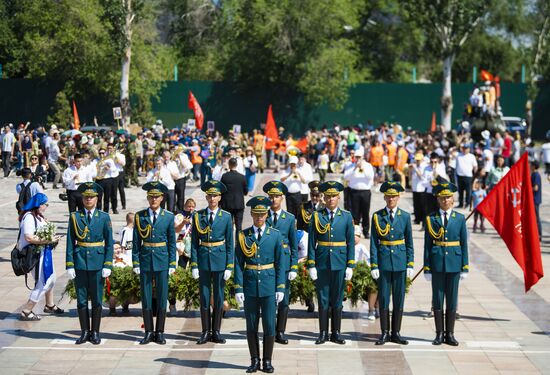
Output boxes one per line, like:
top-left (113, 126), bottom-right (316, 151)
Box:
top-left (172, 146), bottom-right (193, 212)
top-left (111, 144), bottom-right (127, 210)
top-left (243, 147), bottom-right (259, 193)
top-left (147, 155), bottom-right (177, 212)
top-left (212, 151), bottom-right (231, 181)
top-left (409, 153), bottom-right (426, 225)
top-left (280, 156), bottom-right (303, 218)
top-left (62, 154), bottom-right (93, 212)
top-left (421, 152), bottom-right (449, 215)
top-left (229, 146), bottom-right (245, 175)
top-left (119, 212), bottom-right (135, 254)
top-left (316, 148), bottom-right (330, 182)
top-left (95, 147), bottom-right (119, 214)
top-left (343, 149), bottom-right (374, 238)
top-left (541, 139), bottom-right (550, 182)
top-left (298, 155), bottom-right (314, 203)
top-left (455, 144), bottom-right (478, 208)
top-left (46, 131), bottom-right (62, 188)
top-left (1, 125), bottom-right (16, 177)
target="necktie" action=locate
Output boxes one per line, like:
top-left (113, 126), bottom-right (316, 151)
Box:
top-left (443, 212), bottom-right (448, 227)
top-left (389, 210), bottom-right (394, 223)
top-left (257, 228), bottom-right (262, 241)
top-left (209, 212), bottom-right (214, 225)
top-left (330, 211), bottom-right (334, 223)
top-left (87, 211), bottom-right (91, 224)
top-left (273, 212), bottom-right (278, 226)
top-left (153, 211), bottom-right (157, 225)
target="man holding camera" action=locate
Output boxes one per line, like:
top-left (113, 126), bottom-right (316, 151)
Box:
top-left (16, 167), bottom-right (43, 214)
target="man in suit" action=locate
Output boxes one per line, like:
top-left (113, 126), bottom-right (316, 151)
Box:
top-left (263, 181), bottom-right (298, 345)
top-left (235, 196), bottom-right (285, 373)
top-left (423, 179), bottom-right (469, 346)
top-left (221, 157), bottom-right (248, 237)
top-left (66, 182), bottom-right (114, 345)
top-left (370, 181), bottom-right (414, 345)
top-left (190, 180), bottom-right (234, 344)
top-left (307, 181), bottom-right (355, 345)
top-left (132, 182), bottom-right (177, 345)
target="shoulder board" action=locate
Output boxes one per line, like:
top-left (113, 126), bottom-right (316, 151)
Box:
top-left (97, 209), bottom-right (107, 216)
top-left (268, 227), bottom-right (280, 234)
top-left (138, 208), bottom-right (149, 216)
top-left (220, 209), bottom-right (231, 216)
top-left (164, 210), bottom-right (174, 216)
top-left (452, 211), bottom-right (464, 219)
top-left (376, 208), bottom-right (386, 215)
top-left (340, 208), bottom-right (351, 214)
top-left (282, 211), bottom-right (295, 219)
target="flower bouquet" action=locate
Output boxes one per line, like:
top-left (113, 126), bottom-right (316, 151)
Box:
top-left (35, 222), bottom-right (58, 284)
top-left (35, 222), bottom-right (58, 246)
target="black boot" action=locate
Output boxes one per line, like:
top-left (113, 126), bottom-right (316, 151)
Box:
top-left (315, 309), bottom-right (329, 344)
top-left (89, 307), bottom-right (102, 345)
top-left (445, 310), bottom-right (459, 346)
top-left (246, 333), bottom-right (261, 373)
top-left (196, 308), bottom-right (211, 344)
top-left (375, 309), bottom-right (390, 345)
top-left (306, 298), bottom-right (315, 313)
top-left (155, 309), bottom-right (167, 345)
top-left (262, 336), bottom-right (275, 373)
top-left (140, 309), bottom-right (155, 345)
top-left (432, 310), bottom-right (444, 345)
top-left (391, 310), bottom-right (408, 345)
top-left (211, 308), bottom-right (226, 344)
top-left (330, 307), bottom-right (346, 344)
top-left (275, 306), bottom-right (289, 345)
top-left (75, 307), bottom-right (90, 345)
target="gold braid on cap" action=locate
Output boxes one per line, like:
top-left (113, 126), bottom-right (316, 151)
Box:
top-left (238, 232), bottom-right (257, 258)
top-left (373, 214), bottom-right (390, 237)
top-left (301, 206), bottom-right (312, 225)
top-left (71, 213), bottom-right (89, 241)
top-left (194, 212), bottom-right (211, 235)
top-left (426, 216), bottom-right (444, 240)
top-left (135, 214), bottom-right (151, 239)
top-left (314, 212), bottom-right (329, 234)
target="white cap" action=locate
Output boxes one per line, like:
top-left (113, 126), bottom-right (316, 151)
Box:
top-left (288, 156), bottom-right (298, 164)
top-left (355, 149), bottom-right (364, 157)
top-left (481, 130), bottom-right (490, 139)
top-left (81, 135), bottom-right (88, 144)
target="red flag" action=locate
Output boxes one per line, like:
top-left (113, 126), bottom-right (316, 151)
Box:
top-left (188, 91), bottom-right (204, 131)
top-left (430, 112), bottom-right (436, 132)
top-left (480, 69), bottom-right (494, 82)
top-left (264, 104), bottom-right (279, 150)
top-left (476, 153), bottom-right (544, 292)
top-left (72, 100), bottom-right (80, 130)
top-left (296, 137), bottom-right (309, 154)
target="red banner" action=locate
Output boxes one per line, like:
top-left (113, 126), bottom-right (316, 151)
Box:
top-left (480, 69), bottom-right (494, 82)
top-left (264, 104), bottom-right (279, 150)
top-left (188, 91), bottom-right (204, 131)
top-left (72, 100), bottom-right (80, 130)
top-left (476, 153), bottom-right (544, 292)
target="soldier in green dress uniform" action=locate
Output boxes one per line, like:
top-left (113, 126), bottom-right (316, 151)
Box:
top-left (66, 182), bottom-right (114, 345)
top-left (132, 181), bottom-right (177, 345)
top-left (235, 196), bottom-right (285, 373)
top-left (370, 181), bottom-right (414, 345)
top-left (423, 179), bottom-right (469, 346)
top-left (263, 181), bottom-right (298, 345)
top-left (307, 181), bottom-right (355, 345)
top-left (191, 180), bottom-right (234, 344)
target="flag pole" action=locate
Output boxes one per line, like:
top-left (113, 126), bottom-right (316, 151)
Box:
top-left (465, 209), bottom-right (475, 222)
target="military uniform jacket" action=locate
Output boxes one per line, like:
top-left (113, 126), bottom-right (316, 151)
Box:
top-left (66, 209), bottom-right (114, 271)
top-left (266, 210), bottom-right (298, 273)
top-left (370, 208), bottom-right (414, 272)
top-left (234, 226), bottom-right (285, 298)
top-left (423, 210), bottom-right (469, 274)
top-left (190, 208), bottom-right (234, 272)
top-left (297, 201), bottom-right (324, 231)
top-left (132, 208), bottom-right (177, 272)
top-left (307, 208), bottom-right (355, 271)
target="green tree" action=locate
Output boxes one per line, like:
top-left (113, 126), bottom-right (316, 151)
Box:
top-left (47, 91), bottom-right (73, 127)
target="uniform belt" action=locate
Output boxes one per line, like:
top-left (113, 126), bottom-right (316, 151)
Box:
top-left (317, 241), bottom-right (346, 246)
top-left (77, 241), bottom-right (105, 247)
top-left (142, 242), bottom-right (167, 247)
top-left (433, 241), bottom-right (461, 247)
top-left (380, 239), bottom-right (405, 246)
top-left (245, 263), bottom-right (274, 270)
top-left (200, 240), bottom-right (225, 247)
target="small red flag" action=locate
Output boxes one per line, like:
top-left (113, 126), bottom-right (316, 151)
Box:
top-left (430, 112), bottom-right (436, 132)
top-left (480, 69), bottom-right (494, 82)
top-left (296, 137), bottom-right (309, 154)
top-left (72, 100), bottom-right (80, 130)
top-left (265, 104), bottom-right (280, 150)
top-left (476, 153), bottom-right (544, 292)
top-left (188, 91), bottom-right (204, 131)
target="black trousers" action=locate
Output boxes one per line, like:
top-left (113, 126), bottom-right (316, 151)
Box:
top-left (285, 192), bottom-right (302, 218)
top-left (343, 187), bottom-right (352, 211)
top-left (2, 151), bottom-right (11, 177)
top-left (423, 192), bottom-right (438, 216)
top-left (175, 178), bottom-right (187, 212)
top-left (97, 178), bottom-right (116, 213)
top-left (227, 208), bottom-right (244, 240)
top-left (412, 191), bottom-right (425, 224)
top-left (349, 188), bottom-right (371, 237)
top-left (116, 171), bottom-right (126, 209)
top-left (160, 190), bottom-right (175, 212)
top-left (457, 175), bottom-right (473, 208)
top-left (67, 189), bottom-right (83, 213)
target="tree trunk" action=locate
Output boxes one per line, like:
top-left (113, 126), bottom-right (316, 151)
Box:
top-left (441, 54), bottom-right (454, 132)
top-left (120, 0), bottom-right (134, 128)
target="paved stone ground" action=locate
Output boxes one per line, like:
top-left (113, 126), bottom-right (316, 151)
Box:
top-left (0, 171), bottom-right (549, 374)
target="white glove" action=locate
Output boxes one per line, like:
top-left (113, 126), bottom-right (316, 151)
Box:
top-left (192, 268), bottom-right (200, 279)
top-left (102, 268), bottom-right (111, 278)
top-left (460, 272), bottom-right (468, 281)
top-left (169, 268), bottom-right (176, 276)
top-left (288, 271), bottom-right (297, 281)
top-left (67, 268), bottom-right (76, 280)
top-left (276, 292), bottom-right (284, 303)
top-left (406, 268), bottom-right (414, 278)
top-left (308, 267), bottom-right (318, 281)
top-left (224, 269), bottom-right (232, 281)
top-left (424, 273), bottom-right (432, 282)
top-left (235, 292), bottom-right (245, 306)
top-left (345, 267), bottom-right (353, 281)
top-left (371, 269), bottom-right (380, 280)
top-left (133, 267), bottom-right (140, 275)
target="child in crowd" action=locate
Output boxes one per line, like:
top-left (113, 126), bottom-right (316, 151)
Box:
top-left (119, 212), bottom-right (134, 252)
top-left (354, 226), bottom-right (378, 321)
top-left (109, 241), bottom-right (131, 315)
top-left (470, 179), bottom-right (487, 233)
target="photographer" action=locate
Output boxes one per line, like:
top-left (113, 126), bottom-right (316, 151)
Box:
top-left (16, 168), bottom-right (44, 214)
top-left (28, 154), bottom-right (48, 189)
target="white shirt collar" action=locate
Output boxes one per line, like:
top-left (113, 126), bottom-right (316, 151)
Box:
top-left (439, 208), bottom-right (452, 217)
top-left (207, 207), bottom-right (219, 217)
top-left (270, 208), bottom-right (283, 217)
top-left (326, 207), bottom-right (337, 215)
top-left (86, 208), bottom-right (96, 217)
top-left (386, 207), bottom-right (397, 216)
top-left (252, 224), bottom-right (266, 236)
top-left (149, 207), bottom-right (161, 217)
